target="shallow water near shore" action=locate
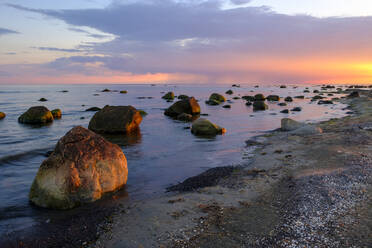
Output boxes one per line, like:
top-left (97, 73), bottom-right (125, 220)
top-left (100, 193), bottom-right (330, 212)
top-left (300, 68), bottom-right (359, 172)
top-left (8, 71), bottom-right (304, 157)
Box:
top-left (0, 83), bottom-right (348, 237)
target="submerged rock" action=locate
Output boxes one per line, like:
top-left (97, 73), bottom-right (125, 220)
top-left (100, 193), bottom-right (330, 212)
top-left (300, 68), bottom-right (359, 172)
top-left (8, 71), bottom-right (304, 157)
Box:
top-left (191, 118), bottom-right (226, 136)
top-left (162, 92), bottom-right (175, 100)
top-left (85, 107), bottom-right (101, 112)
top-left (18, 106), bottom-right (54, 124)
top-left (164, 97), bottom-right (200, 117)
top-left (278, 102), bottom-right (287, 106)
top-left (222, 104), bottom-right (231, 109)
top-left (51, 109), bottom-right (62, 119)
top-left (225, 90), bottom-right (233, 95)
top-left (29, 126), bottom-right (128, 209)
top-left (0, 112), bottom-right (5, 120)
top-left (88, 105), bottom-right (142, 134)
top-left (253, 101), bottom-right (268, 111)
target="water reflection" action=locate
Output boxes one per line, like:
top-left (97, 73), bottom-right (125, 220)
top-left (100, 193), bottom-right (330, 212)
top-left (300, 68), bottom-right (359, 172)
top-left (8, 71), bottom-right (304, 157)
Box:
top-left (101, 129), bottom-right (142, 147)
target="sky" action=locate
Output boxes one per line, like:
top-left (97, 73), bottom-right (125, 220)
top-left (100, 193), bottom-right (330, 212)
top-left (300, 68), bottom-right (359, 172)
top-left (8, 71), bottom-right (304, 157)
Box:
top-left (1, 0), bottom-right (372, 85)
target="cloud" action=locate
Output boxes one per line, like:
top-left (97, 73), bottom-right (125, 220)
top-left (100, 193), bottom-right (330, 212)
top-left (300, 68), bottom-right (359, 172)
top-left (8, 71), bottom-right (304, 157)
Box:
top-left (0, 27), bottom-right (19, 36)
top-left (33, 47), bottom-right (82, 53)
top-left (6, 0), bottom-right (372, 83)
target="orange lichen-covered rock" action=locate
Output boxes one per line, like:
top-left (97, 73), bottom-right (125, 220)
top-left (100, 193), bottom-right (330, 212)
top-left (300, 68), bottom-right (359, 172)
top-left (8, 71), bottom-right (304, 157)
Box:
top-left (29, 126), bottom-right (128, 209)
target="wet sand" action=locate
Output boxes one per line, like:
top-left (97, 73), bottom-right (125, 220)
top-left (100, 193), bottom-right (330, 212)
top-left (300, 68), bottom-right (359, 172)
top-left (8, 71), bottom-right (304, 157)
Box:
top-left (94, 90), bottom-right (372, 248)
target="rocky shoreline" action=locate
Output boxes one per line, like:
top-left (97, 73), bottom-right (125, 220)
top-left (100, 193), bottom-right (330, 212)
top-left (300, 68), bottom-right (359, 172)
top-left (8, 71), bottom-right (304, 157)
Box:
top-left (2, 89), bottom-right (371, 248)
top-left (93, 90), bottom-right (372, 248)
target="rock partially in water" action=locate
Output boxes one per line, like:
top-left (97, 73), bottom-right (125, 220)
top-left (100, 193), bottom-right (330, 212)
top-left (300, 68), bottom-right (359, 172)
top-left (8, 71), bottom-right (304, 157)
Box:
top-left (166, 166), bottom-right (235, 192)
top-left (51, 109), bottom-right (62, 119)
top-left (318, 100), bottom-right (333, 105)
top-left (164, 97), bottom-right (200, 117)
top-left (291, 107), bottom-right (302, 112)
top-left (18, 106), bottom-right (54, 124)
top-left (120, 90), bottom-right (127, 94)
top-left (177, 94), bottom-right (189, 100)
top-left (242, 95), bottom-right (255, 101)
top-left (281, 118), bottom-right (304, 131)
top-left (254, 94), bottom-right (265, 101)
top-left (281, 118), bottom-right (322, 135)
top-left (162, 92), bottom-right (175, 100)
top-left (280, 109), bottom-right (289, 114)
top-left (291, 125), bottom-right (323, 135)
top-left (191, 118), bottom-right (226, 136)
top-left (266, 95), bottom-right (280, 101)
top-left (348, 91), bottom-right (360, 98)
top-left (85, 107), bottom-right (101, 112)
top-left (278, 102), bottom-right (287, 106)
top-left (222, 104), bottom-right (231, 109)
top-left (253, 101), bottom-right (268, 111)
top-left (38, 98), bottom-right (48, 102)
top-left (89, 105), bottom-right (142, 134)
top-left (0, 112), bottom-right (5, 120)
top-left (284, 96), bottom-right (293, 102)
top-left (29, 126), bottom-right (128, 209)
top-left (280, 85), bottom-right (287, 88)
top-left (207, 93), bottom-right (226, 105)
top-left (101, 88), bottom-right (111, 92)
top-left (225, 90), bottom-right (233, 95)
top-left (245, 101), bottom-right (253, 106)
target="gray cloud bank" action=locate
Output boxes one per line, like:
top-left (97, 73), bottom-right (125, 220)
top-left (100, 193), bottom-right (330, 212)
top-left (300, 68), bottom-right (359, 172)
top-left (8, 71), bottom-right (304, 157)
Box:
top-left (7, 0), bottom-right (372, 83)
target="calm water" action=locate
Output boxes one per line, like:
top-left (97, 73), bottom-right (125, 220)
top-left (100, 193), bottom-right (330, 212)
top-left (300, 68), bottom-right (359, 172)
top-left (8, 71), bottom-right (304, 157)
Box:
top-left (0, 84), bottom-right (348, 236)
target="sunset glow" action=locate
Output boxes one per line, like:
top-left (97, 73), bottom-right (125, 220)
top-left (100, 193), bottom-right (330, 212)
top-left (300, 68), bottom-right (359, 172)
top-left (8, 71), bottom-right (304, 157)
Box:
top-left (1, 0), bottom-right (372, 85)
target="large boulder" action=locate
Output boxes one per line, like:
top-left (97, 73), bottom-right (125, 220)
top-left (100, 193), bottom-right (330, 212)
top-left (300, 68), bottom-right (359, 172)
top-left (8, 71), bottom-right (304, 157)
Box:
top-left (0, 112), bottom-right (5, 120)
top-left (18, 106), bottom-right (54, 124)
top-left (88, 105), bottom-right (142, 134)
top-left (191, 118), bottom-right (226, 136)
top-left (29, 126), bottom-right (128, 209)
top-left (164, 97), bottom-right (200, 117)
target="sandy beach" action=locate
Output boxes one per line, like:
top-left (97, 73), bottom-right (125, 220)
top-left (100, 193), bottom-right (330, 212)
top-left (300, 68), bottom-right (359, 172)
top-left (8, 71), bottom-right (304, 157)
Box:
top-left (91, 89), bottom-right (372, 248)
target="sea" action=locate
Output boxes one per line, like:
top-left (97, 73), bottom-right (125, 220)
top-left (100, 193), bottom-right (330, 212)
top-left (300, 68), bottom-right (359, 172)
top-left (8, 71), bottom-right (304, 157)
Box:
top-left (0, 83), bottom-right (348, 237)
